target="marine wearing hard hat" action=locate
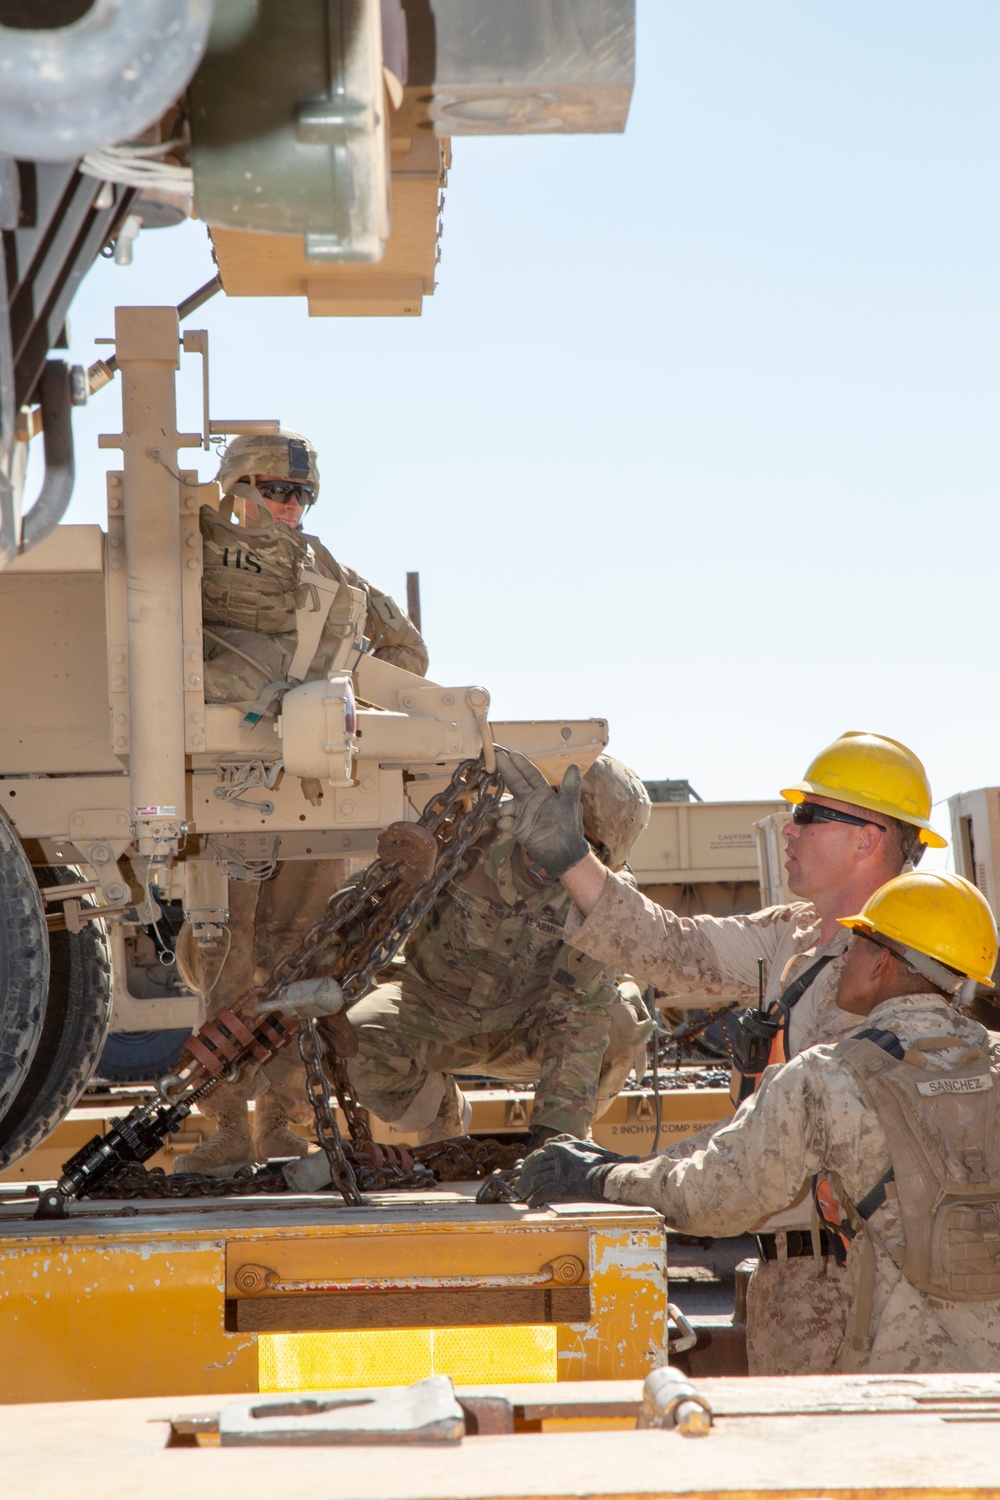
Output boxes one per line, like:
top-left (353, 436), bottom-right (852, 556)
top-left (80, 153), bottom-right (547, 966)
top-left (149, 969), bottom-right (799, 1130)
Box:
top-left (493, 730), bottom-right (945, 1376)
top-left (515, 869), bottom-right (1000, 1374)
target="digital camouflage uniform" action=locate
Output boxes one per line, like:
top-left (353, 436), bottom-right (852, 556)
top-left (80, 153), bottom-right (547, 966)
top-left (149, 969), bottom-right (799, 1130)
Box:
top-left (195, 493), bottom-right (427, 1144)
top-left (604, 994), bottom-right (1000, 1373)
top-left (200, 509), bottom-right (427, 710)
top-left (564, 872), bottom-right (865, 1374)
top-left (347, 827), bottom-right (654, 1140)
top-left (305, 535), bottom-right (427, 678)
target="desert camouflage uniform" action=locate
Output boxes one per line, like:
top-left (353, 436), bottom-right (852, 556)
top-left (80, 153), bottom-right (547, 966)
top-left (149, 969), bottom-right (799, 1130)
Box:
top-left (565, 871), bottom-right (867, 1373)
top-left (604, 994), bottom-right (1000, 1373)
top-left (347, 829), bottom-right (654, 1139)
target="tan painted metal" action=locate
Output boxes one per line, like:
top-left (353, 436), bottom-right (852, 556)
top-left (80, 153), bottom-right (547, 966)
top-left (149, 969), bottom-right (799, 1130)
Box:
top-left (754, 808), bottom-right (794, 908)
top-left (99, 307), bottom-right (194, 858)
top-left (0, 309), bottom-right (608, 1035)
top-left (3, 1373), bottom-right (1000, 1496)
top-left (210, 139), bottom-right (449, 318)
top-left (630, 799), bottom-right (786, 888)
top-left (949, 786), bottom-right (1000, 917)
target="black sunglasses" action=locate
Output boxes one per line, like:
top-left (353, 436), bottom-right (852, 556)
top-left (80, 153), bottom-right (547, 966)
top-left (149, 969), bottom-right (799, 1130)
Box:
top-left (792, 800), bottom-right (886, 833)
top-left (256, 479), bottom-right (316, 506)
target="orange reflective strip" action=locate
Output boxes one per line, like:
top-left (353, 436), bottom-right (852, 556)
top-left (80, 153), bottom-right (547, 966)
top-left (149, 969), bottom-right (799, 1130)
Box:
top-left (767, 1021), bottom-right (788, 1069)
top-left (815, 1176), bottom-right (851, 1255)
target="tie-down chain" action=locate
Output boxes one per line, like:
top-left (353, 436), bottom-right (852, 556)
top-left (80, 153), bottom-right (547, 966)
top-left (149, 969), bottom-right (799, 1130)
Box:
top-left (49, 755), bottom-right (507, 1212)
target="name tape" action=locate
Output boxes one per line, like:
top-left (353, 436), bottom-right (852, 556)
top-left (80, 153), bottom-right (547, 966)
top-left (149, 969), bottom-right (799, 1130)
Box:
top-left (917, 1075), bottom-right (993, 1097)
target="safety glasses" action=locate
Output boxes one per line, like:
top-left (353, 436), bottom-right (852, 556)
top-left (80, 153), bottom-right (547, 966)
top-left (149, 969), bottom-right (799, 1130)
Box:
top-left (791, 801), bottom-right (886, 833)
top-left (256, 480), bottom-right (316, 506)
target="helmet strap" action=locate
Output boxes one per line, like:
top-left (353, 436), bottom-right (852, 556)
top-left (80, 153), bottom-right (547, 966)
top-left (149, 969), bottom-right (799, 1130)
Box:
top-left (897, 943), bottom-right (970, 999)
top-left (867, 929), bottom-right (972, 998)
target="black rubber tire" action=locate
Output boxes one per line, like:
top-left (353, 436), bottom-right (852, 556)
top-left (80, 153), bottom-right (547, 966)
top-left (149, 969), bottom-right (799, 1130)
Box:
top-left (0, 866), bottom-right (112, 1169)
top-left (0, 816), bottom-right (49, 1129)
top-left (97, 1027), bottom-right (192, 1084)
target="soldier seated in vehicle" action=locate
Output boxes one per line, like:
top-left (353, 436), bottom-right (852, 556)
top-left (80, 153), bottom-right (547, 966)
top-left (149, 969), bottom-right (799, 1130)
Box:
top-left (178, 430), bottom-right (427, 1177)
top-left (200, 428), bottom-right (427, 715)
top-left (275, 755), bottom-right (656, 1151)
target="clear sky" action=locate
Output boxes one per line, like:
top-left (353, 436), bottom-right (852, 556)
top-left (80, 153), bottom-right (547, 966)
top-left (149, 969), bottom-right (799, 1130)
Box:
top-left (49, 0), bottom-right (1000, 863)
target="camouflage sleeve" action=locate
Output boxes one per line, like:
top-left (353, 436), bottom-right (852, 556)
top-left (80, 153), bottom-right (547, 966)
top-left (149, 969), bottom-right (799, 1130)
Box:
top-left (565, 871), bottom-right (797, 1000)
top-left (363, 587), bottom-right (429, 677)
top-left (603, 1055), bottom-right (826, 1234)
top-left (530, 969), bottom-right (618, 1138)
top-left (302, 536), bottom-right (429, 678)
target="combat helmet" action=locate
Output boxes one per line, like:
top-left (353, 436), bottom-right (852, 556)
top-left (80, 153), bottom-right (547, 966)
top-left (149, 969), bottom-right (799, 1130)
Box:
top-left (217, 429), bottom-right (320, 498)
top-left (580, 755), bottom-right (651, 871)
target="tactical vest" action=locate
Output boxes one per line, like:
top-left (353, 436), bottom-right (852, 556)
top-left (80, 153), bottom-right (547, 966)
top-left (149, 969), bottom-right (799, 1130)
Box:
top-left (814, 1028), bottom-right (1000, 1366)
top-left (200, 502), bottom-right (308, 636)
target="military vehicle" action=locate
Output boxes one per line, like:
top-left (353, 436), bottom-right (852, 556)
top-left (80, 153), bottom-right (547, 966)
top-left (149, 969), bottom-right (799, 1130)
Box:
top-left (0, 1), bottom-right (635, 1165)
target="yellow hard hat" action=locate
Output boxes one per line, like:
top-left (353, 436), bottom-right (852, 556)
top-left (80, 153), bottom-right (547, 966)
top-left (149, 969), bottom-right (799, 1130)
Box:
top-left (780, 731), bottom-right (946, 849)
top-left (839, 871), bottom-right (998, 988)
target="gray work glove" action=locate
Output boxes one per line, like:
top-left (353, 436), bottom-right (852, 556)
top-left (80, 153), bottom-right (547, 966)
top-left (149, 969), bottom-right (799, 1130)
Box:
top-left (252, 975), bottom-right (345, 1020)
top-left (514, 1134), bottom-right (635, 1208)
top-left (495, 749), bottom-right (590, 877)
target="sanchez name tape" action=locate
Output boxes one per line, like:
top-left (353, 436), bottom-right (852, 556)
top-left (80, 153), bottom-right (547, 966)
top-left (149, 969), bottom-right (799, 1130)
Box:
top-left (917, 1075), bottom-right (993, 1096)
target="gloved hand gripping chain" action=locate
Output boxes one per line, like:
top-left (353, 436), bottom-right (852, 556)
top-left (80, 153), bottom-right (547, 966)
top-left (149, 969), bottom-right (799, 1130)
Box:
top-left (49, 755), bottom-right (503, 1213)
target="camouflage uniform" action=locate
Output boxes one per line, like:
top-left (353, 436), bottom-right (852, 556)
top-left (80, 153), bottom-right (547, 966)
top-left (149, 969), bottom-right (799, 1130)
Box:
top-left (564, 871), bottom-right (864, 1373)
top-left (205, 858), bottom-right (361, 1126)
top-left (305, 535), bottom-right (427, 678)
top-left (201, 502), bottom-right (308, 708)
top-left (347, 828), bottom-right (654, 1140)
top-left (195, 511), bottom-right (425, 1142)
top-left (604, 994), bottom-right (1000, 1373)
top-left (201, 511), bottom-right (427, 710)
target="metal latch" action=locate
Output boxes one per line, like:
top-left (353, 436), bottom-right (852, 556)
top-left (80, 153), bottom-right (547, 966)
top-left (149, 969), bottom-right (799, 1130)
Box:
top-left (233, 1254), bottom-right (586, 1295)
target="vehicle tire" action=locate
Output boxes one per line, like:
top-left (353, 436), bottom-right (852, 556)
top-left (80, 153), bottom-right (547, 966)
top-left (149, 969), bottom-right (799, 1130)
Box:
top-left (0, 816), bottom-right (50, 1131)
top-left (0, 866), bottom-right (112, 1169)
top-left (97, 1027), bottom-right (192, 1084)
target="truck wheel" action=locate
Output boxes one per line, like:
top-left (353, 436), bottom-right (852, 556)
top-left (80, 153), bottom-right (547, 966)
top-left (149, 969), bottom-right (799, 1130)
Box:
top-left (0, 867), bottom-right (112, 1169)
top-left (97, 1027), bottom-right (192, 1084)
top-left (0, 817), bottom-right (50, 1131)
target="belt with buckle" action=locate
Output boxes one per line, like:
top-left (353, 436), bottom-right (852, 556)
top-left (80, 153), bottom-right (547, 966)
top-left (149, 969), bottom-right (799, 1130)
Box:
top-left (754, 1229), bottom-right (833, 1261)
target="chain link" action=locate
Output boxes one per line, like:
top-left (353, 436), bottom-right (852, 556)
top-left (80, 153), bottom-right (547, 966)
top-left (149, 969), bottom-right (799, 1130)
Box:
top-left (254, 756), bottom-right (502, 1198)
top-left (83, 1134), bottom-right (519, 1201)
top-left (298, 1019), bottom-right (363, 1205)
top-left (135, 756), bottom-right (504, 1205)
top-left (66, 757), bottom-right (503, 1205)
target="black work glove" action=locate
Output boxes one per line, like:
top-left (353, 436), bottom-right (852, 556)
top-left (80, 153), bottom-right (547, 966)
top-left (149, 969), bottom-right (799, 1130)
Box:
top-left (514, 1135), bottom-right (635, 1208)
top-left (494, 749), bottom-right (590, 877)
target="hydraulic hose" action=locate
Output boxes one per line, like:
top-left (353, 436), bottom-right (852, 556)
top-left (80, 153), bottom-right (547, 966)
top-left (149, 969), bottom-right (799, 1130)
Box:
top-left (19, 360), bottom-right (74, 553)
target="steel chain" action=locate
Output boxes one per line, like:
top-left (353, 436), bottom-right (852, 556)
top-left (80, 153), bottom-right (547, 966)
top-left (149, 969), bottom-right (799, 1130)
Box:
top-left (297, 1019), bottom-right (363, 1205)
top-left (84, 1136), bottom-right (518, 1201)
top-left (153, 756), bottom-right (503, 1204)
top-left (233, 755), bottom-right (502, 1024)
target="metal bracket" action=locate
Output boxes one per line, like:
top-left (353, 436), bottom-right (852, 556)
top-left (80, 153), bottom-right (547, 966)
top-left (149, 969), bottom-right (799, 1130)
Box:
top-left (505, 1098), bottom-right (530, 1129)
top-left (67, 821), bottom-right (132, 906)
top-left (627, 1094), bottom-right (657, 1125)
